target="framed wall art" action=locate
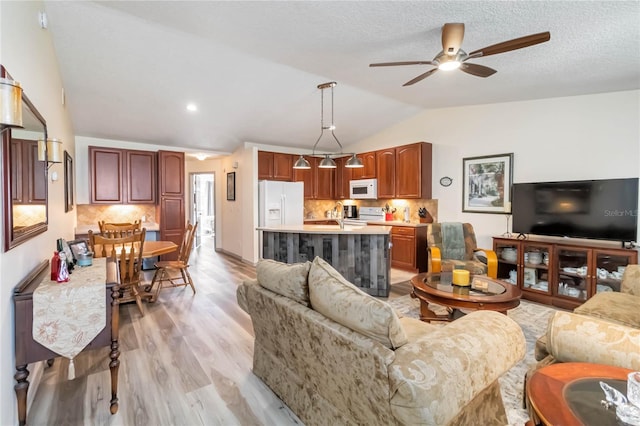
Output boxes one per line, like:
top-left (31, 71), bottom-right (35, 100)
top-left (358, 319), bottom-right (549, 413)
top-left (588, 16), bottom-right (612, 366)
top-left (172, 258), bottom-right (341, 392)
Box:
top-left (462, 153), bottom-right (513, 213)
top-left (64, 151), bottom-right (74, 212)
top-left (227, 172), bottom-right (236, 201)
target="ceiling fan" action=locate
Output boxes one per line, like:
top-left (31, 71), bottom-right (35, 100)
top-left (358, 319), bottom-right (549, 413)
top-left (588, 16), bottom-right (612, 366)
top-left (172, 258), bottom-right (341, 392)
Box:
top-left (370, 23), bottom-right (550, 86)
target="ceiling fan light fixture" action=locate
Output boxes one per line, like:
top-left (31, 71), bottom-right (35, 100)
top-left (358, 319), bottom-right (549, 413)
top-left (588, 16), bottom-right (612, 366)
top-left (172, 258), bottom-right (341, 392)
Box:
top-left (293, 155), bottom-right (311, 169)
top-left (345, 153), bottom-right (364, 168)
top-left (318, 154), bottom-right (337, 168)
top-left (438, 60), bottom-right (461, 71)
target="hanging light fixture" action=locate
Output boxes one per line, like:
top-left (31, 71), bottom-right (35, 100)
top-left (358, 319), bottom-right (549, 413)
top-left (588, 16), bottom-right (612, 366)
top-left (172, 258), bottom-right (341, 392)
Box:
top-left (38, 138), bottom-right (63, 169)
top-left (0, 77), bottom-right (23, 128)
top-left (293, 81), bottom-right (363, 169)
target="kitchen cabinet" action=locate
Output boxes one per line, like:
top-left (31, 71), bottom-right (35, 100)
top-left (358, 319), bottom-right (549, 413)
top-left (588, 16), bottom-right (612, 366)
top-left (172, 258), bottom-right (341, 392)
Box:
top-left (351, 151), bottom-right (376, 180)
top-left (376, 148), bottom-right (396, 199)
top-left (157, 150), bottom-right (185, 261)
top-left (258, 151), bottom-right (293, 181)
top-left (292, 156), bottom-right (335, 200)
top-left (493, 237), bottom-right (637, 310)
top-left (395, 142), bottom-right (432, 199)
top-left (89, 146), bottom-right (156, 204)
top-left (390, 226), bottom-right (427, 273)
top-left (11, 140), bottom-right (46, 205)
top-left (334, 156), bottom-right (352, 199)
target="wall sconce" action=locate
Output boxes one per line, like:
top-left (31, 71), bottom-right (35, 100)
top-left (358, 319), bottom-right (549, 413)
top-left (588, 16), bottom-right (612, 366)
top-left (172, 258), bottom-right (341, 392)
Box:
top-left (38, 138), bottom-right (63, 169)
top-left (0, 77), bottom-right (23, 128)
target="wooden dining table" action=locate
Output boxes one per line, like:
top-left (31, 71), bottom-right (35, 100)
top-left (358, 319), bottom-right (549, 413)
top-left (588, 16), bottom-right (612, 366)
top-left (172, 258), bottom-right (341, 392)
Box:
top-left (92, 240), bottom-right (178, 259)
top-left (91, 240), bottom-right (178, 302)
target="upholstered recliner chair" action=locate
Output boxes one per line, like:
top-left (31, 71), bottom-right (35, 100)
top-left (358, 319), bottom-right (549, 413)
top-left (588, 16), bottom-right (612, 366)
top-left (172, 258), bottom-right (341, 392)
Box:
top-left (426, 222), bottom-right (498, 278)
top-left (534, 263), bottom-right (640, 365)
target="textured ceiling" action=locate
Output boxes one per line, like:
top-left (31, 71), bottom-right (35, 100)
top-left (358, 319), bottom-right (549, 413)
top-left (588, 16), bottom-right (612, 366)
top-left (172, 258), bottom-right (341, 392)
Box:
top-left (43, 1), bottom-right (640, 156)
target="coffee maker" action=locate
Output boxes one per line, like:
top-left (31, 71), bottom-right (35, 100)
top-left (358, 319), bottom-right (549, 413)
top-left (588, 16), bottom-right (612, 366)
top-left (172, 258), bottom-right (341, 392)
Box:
top-left (343, 205), bottom-right (358, 218)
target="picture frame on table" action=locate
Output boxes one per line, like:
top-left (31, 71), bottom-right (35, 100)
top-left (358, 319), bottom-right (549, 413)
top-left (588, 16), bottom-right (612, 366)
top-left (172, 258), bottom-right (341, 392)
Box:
top-left (462, 153), bottom-right (513, 213)
top-left (68, 239), bottom-right (90, 262)
top-left (227, 172), bottom-right (236, 201)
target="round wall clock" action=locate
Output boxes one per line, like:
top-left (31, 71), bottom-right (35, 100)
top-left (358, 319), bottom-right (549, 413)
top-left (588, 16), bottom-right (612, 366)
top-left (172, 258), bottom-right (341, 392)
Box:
top-left (439, 176), bottom-right (453, 187)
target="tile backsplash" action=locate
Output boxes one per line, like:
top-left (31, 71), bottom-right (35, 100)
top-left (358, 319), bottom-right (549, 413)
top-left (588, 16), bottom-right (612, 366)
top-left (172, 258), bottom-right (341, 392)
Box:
top-left (304, 199), bottom-right (438, 223)
top-left (76, 204), bottom-right (156, 226)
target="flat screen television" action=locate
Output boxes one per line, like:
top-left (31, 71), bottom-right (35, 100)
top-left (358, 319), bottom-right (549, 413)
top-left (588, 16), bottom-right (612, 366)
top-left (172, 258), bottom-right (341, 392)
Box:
top-left (512, 178), bottom-right (639, 242)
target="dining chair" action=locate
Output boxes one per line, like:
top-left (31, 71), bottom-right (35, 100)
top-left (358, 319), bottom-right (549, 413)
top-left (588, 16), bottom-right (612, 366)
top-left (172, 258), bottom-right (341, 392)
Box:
top-left (98, 220), bottom-right (141, 236)
top-left (89, 228), bottom-right (147, 315)
top-left (149, 222), bottom-right (198, 302)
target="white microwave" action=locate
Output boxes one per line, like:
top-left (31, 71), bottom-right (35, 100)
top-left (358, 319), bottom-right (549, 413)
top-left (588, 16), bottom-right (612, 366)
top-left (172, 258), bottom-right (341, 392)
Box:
top-left (349, 178), bottom-right (378, 199)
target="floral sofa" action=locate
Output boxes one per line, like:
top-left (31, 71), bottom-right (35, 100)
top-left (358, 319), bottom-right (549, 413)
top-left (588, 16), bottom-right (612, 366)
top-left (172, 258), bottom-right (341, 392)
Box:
top-left (237, 256), bottom-right (526, 425)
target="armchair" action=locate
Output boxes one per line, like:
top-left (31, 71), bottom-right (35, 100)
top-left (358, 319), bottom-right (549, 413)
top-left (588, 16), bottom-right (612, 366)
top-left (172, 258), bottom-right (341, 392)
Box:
top-left (426, 222), bottom-right (497, 278)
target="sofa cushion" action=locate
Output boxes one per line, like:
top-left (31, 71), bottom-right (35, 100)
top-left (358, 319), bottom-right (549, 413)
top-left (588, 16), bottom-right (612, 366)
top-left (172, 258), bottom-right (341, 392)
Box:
top-left (622, 264), bottom-right (640, 296)
top-left (573, 292), bottom-right (640, 328)
top-left (308, 256), bottom-right (408, 349)
top-left (256, 259), bottom-right (311, 306)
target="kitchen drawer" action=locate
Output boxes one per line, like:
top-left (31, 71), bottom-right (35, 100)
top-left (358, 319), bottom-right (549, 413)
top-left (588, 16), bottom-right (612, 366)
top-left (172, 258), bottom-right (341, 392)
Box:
top-left (392, 226), bottom-right (416, 237)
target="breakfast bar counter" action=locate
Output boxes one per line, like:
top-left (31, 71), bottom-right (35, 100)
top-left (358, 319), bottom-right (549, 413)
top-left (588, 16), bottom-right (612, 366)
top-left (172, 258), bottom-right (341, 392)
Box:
top-left (258, 225), bottom-right (391, 296)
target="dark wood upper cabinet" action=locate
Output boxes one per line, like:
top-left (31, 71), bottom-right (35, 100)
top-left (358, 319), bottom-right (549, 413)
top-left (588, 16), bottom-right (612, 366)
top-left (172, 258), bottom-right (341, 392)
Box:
top-left (258, 151), bottom-right (292, 181)
top-left (351, 151), bottom-right (376, 179)
top-left (376, 148), bottom-right (396, 199)
top-left (89, 147), bottom-right (124, 204)
top-left (293, 156), bottom-right (316, 199)
top-left (258, 151), bottom-right (274, 180)
top-left (90, 146), bottom-right (157, 204)
top-left (315, 163), bottom-right (335, 200)
top-left (396, 142), bottom-right (432, 199)
top-left (158, 150), bottom-right (184, 198)
top-left (126, 150), bottom-right (157, 203)
top-left (334, 156), bottom-right (352, 199)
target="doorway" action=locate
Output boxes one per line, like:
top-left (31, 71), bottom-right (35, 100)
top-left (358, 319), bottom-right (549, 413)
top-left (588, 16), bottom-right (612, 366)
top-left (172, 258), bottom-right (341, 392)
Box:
top-left (189, 172), bottom-right (215, 249)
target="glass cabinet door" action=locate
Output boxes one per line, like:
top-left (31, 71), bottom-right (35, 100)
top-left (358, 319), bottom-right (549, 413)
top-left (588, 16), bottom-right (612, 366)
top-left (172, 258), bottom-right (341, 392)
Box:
top-left (555, 246), bottom-right (589, 302)
top-left (521, 242), bottom-right (552, 293)
top-left (494, 239), bottom-right (519, 285)
top-left (593, 250), bottom-right (634, 295)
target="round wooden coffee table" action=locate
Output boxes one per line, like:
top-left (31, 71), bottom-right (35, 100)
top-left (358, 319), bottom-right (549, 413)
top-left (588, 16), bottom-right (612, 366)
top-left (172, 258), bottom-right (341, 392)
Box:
top-left (527, 362), bottom-right (632, 426)
top-left (410, 272), bottom-right (521, 322)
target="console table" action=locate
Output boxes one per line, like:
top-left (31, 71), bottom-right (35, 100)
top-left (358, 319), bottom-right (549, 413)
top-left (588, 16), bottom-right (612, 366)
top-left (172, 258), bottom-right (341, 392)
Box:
top-left (13, 258), bottom-right (120, 426)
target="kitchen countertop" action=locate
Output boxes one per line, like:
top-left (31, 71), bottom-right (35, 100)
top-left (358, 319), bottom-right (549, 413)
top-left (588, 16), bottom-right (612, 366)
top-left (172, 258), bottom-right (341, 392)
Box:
top-left (75, 222), bottom-right (161, 235)
top-left (365, 220), bottom-right (429, 228)
top-left (257, 224), bottom-right (392, 234)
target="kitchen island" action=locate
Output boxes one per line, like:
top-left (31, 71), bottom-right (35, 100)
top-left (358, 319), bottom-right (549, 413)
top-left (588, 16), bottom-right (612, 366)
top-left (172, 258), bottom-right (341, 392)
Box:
top-left (258, 224), bottom-right (392, 296)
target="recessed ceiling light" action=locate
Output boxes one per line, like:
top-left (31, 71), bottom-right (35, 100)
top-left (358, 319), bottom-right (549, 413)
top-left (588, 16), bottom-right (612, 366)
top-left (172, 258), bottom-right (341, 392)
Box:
top-left (195, 154), bottom-right (208, 161)
top-left (186, 103), bottom-right (198, 112)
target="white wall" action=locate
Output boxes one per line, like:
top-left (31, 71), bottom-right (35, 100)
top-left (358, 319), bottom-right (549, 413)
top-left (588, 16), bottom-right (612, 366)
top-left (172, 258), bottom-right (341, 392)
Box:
top-left (0, 2), bottom-right (76, 424)
top-left (348, 90), bottom-right (640, 248)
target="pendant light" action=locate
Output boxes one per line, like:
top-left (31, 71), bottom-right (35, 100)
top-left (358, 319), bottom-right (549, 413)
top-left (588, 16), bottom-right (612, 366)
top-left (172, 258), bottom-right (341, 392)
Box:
top-left (38, 138), bottom-right (63, 169)
top-left (293, 82), bottom-right (363, 169)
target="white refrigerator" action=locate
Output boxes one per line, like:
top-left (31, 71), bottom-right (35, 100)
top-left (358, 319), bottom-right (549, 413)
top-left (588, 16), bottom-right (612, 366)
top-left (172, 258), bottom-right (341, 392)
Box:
top-left (258, 180), bottom-right (304, 227)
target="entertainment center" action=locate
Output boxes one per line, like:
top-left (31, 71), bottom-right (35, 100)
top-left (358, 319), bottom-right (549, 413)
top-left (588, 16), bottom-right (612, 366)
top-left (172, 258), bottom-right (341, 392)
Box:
top-left (493, 236), bottom-right (637, 310)
top-left (496, 177), bottom-right (638, 309)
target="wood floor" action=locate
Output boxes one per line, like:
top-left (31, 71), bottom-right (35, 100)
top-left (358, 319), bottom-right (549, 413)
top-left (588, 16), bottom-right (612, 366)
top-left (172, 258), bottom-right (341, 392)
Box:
top-left (26, 236), bottom-right (412, 425)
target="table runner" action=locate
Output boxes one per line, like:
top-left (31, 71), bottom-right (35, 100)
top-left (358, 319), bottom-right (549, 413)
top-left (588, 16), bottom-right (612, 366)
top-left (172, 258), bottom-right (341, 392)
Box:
top-left (33, 257), bottom-right (108, 379)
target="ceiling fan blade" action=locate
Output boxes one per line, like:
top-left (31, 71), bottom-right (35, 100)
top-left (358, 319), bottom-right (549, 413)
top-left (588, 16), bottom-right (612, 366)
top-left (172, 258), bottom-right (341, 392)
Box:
top-left (469, 31), bottom-right (550, 57)
top-left (402, 68), bottom-right (438, 86)
top-left (460, 63), bottom-right (497, 77)
top-left (370, 61), bottom-right (436, 67)
top-left (442, 23), bottom-right (465, 56)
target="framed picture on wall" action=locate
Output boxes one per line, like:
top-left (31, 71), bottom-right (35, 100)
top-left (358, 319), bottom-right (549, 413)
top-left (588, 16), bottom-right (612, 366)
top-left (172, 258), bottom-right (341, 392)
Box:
top-left (227, 172), bottom-right (236, 201)
top-left (462, 153), bottom-right (513, 213)
top-left (64, 151), bottom-right (74, 212)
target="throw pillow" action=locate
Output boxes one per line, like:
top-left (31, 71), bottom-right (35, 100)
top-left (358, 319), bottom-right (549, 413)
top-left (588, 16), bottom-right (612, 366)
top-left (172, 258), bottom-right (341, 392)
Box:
top-left (257, 259), bottom-right (311, 306)
top-left (308, 256), bottom-right (408, 349)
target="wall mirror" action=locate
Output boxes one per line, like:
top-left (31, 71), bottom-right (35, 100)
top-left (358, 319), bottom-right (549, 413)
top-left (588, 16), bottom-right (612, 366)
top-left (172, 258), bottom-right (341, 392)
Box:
top-left (2, 66), bottom-right (48, 251)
